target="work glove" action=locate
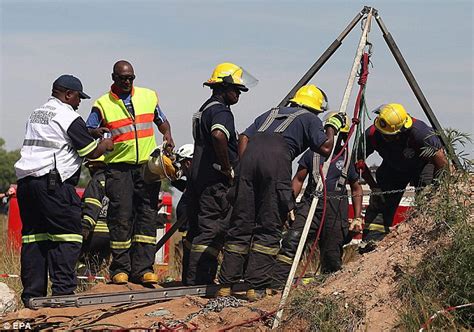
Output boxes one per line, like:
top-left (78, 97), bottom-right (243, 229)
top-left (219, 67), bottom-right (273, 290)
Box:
top-left (324, 112), bottom-right (347, 134)
top-left (349, 217), bottom-right (364, 233)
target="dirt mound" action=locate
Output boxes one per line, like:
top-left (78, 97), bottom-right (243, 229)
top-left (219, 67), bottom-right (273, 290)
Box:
top-left (3, 182), bottom-right (468, 331)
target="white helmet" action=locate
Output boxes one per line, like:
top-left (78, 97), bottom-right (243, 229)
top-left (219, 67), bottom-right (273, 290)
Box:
top-left (176, 144), bottom-right (194, 161)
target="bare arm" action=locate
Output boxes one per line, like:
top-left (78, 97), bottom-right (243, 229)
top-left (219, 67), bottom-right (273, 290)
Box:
top-left (349, 180), bottom-right (363, 218)
top-left (85, 138), bottom-right (114, 160)
top-left (292, 166), bottom-right (308, 198)
top-left (238, 134), bottom-right (249, 158)
top-left (212, 130), bottom-right (231, 172)
top-left (317, 127), bottom-right (336, 158)
top-left (156, 119), bottom-right (174, 148)
top-left (431, 149), bottom-right (448, 176)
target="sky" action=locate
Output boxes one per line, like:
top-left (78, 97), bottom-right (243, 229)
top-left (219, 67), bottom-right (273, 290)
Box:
top-left (1, 0), bottom-right (473, 166)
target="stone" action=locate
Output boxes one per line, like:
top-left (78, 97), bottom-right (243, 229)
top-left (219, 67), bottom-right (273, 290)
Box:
top-left (0, 282), bottom-right (18, 314)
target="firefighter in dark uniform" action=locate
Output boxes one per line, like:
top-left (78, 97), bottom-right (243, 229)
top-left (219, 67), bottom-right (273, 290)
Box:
top-left (14, 75), bottom-right (113, 307)
top-left (271, 113), bottom-right (363, 289)
top-left (79, 156), bottom-right (110, 274)
top-left (218, 85), bottom-right (346, 300)
top-left (356, 103), bottom-right (448, 241)
top-left (169, 144), bottom-right (194, 284)
top-left (186, 62), bottom-right (257, 285)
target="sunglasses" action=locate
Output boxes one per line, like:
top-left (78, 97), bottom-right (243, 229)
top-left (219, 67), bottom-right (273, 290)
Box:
top-left (114, 74), bottom-right (136, 82)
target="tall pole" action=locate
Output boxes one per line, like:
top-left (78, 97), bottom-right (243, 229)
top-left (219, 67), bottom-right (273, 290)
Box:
top-left (374, 13), bottom-right (461, 168)
top-left (272, 8), bottom-right (374, 329)
top-left (277, 7), bottom-right (369, 108)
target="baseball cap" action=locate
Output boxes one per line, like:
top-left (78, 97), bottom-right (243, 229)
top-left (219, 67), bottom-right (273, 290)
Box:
top-left (53, 74), bottom-right (90, 99)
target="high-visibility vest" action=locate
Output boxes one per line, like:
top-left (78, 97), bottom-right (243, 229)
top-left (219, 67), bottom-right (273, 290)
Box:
top-left (15, 97), bottom-right (96, 181)
top-left (94, 87), bottom-right (158, 164)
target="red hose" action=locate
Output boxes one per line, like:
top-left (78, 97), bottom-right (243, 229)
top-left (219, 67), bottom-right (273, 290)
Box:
top-left (331, 52), bottom-right (369, 163)
top-left (217, 309), bottom-right (277, 332)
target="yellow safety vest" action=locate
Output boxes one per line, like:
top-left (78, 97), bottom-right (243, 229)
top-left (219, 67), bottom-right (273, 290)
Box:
top-left (94, 87), bottom-right (158, 164)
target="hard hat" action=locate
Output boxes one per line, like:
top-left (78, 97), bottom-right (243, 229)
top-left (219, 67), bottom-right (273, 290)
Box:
top-left (374, 103), bottom-right (413, 135)
top-left (324, 111), bottom-right (350, 133)
top-left (176, 144), bottom-right (194, 161)
top-left (144, 145), bottom-right (179, 183)
top-left (289, 84), bottom-right (328, 112)
top-left (203, 62), bottom-right (258, 92)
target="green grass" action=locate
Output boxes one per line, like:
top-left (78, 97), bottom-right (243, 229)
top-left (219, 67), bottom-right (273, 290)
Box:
top-left (0, 214), bottom-right (22, 302)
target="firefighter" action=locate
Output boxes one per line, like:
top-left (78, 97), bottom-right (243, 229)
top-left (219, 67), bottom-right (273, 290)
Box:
top-left (170, 144), bottom-right (194, 284)
top-left (79, 156), bottom-right (110, 275)
top-left (86, 60), bottom-right (174, 285)
top-left (218, 85), bottom-right (346, 300)
top-left (186, 62), bottom-right (257, 285)
top-left (356, 103), bottom-right (448, 242)
top-left (15, 74), bottom-right (113, 307)
top-left (271, 112), bottom-right (363, 289)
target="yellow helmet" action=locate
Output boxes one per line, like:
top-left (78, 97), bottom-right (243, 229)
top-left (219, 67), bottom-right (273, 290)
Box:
top-left (144, 145), bottom-right (178, 183)
top-left (324, 111), bottom-right (350, 133)
top-left (289, 84), bottom-right (328, 112)
top-left (203, 62), bottom-right (258, 92)
top-left (374, 103), bottom-right (413, 135)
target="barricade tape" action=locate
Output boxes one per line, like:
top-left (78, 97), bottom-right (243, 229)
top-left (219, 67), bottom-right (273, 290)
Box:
top-left (0, 273), bottom-right (108, 281)
top-left (419, 303), bottom-right (473, 331)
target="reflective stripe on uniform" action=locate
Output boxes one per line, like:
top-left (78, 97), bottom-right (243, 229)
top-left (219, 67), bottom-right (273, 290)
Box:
top-left (84, 197), bottom-right (102, 208)
top-left (366, 223), bottom-right (388, 233)
top-left (211, 124), bottom-right (230, 140)
top-left (23, 139), bottom-right (61, 149)
top-left (132, 234), bottom-right (156, 244)
top-left (94, 222), bottom-right (109, 233)
top-left (190, 244), bottom-right (219, 257)
top-left (224, 243), bottom-right (249, 255)
top-left (22, 233), bottom-right (48, 243)
top-left (251, 243), bottom-right (279, 255)
top-left (77, 140), bottom-right (98, 157)
top-left (83, 215), bottom-right (97, 227)
top-left (110, 239), bottom-right (132, 249)
top-left (22, 233), bottom-right (82, 243)
top-left (276, 254), bottom-right (293, 265)
top-left (49, 234), bottom-right (83, 242)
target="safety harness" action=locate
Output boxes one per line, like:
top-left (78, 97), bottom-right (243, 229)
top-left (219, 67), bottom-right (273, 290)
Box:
top-left (257, 107), bottom-right (310, 133)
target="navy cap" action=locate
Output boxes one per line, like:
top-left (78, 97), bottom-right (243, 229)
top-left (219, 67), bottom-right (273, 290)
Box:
top-left (53, 74), bottom-right (90, 99)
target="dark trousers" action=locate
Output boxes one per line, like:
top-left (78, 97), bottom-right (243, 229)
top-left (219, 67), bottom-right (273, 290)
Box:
top-left (219, 134), bottom-right (293, 290)
top-left (17, 175), bottom-right (82, 306)
top-left (271, 196), bottom-right (349, 289)
top-left (80, 225), bottom-right (110, 274)
top-left (106, 163), bottom-right (160, 280)
top-left (186, 182), bottom-right (231, 285)
top-left (81, 169), bottom-right (106, 231)
top-left (364, 162), bottom-right (434, 241)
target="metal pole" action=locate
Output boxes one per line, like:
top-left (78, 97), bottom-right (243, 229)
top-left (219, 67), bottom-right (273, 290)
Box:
top-left (277, 7), bottom-right (368, 108)
top-left (272, 9), bottom-right (374, 329)
top-left (374, 13), bottom-right (461, 168)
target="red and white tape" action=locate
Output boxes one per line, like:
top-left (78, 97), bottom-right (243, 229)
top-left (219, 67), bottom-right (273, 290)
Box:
top-left (419, 303), bottom-right (473, 331)
top-left (0, 273), bottom-right (108, 281)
